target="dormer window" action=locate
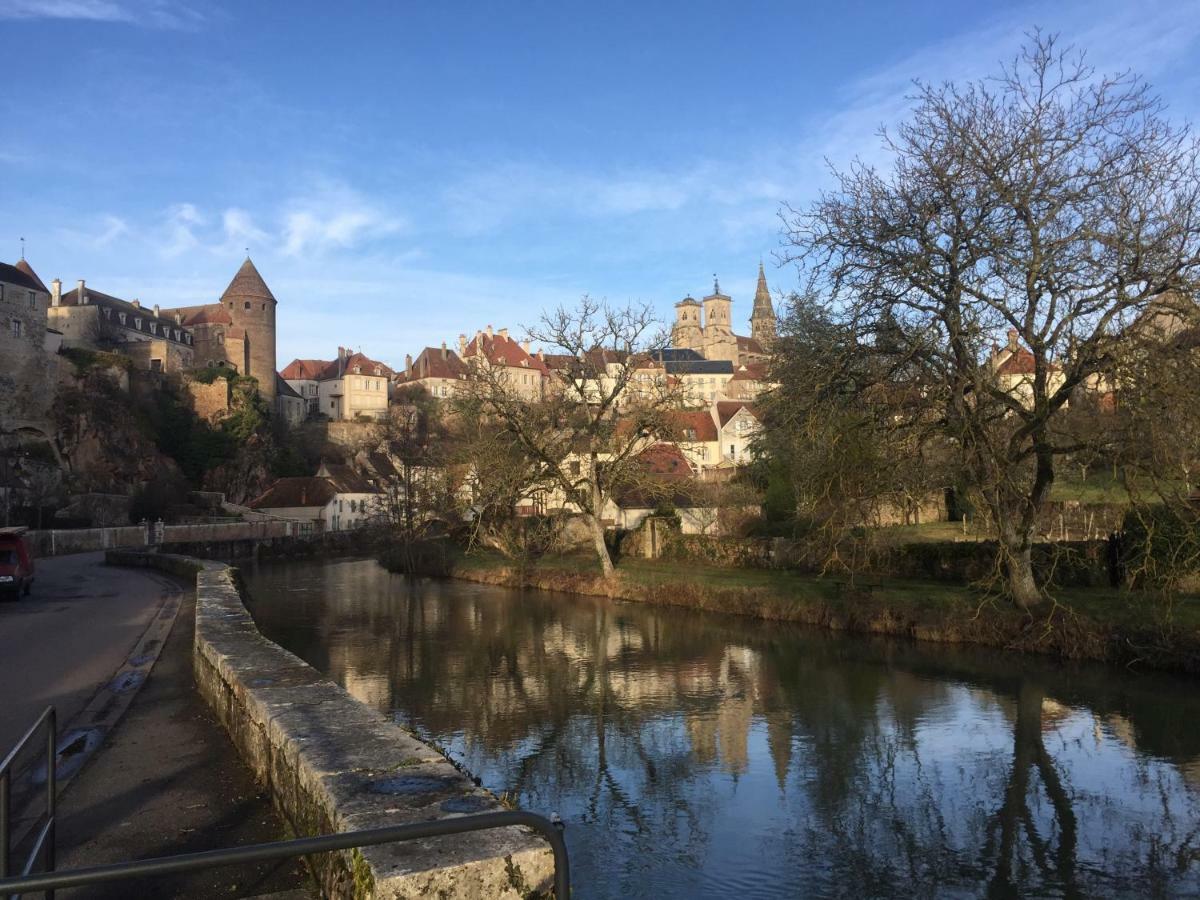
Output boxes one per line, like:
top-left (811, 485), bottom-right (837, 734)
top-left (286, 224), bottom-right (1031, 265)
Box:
top-left (134, 318), bottom-right (142, 329)
top-left (217, 331), bottom-right (225, 345)
top-left (118, 312), bottom-right (126, 325)
top-left (150, 322), bottom-right (157, 335)
top-left (374, 367), bottom-right (381, 375)
top-left (354, 366), bottom-right (361, 374)
top-left (103, 308), bottom-right (111, 319)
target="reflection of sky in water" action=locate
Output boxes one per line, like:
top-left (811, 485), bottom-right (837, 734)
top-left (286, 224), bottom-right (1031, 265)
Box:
top-left (245, 558), bottom-right (1200, 899)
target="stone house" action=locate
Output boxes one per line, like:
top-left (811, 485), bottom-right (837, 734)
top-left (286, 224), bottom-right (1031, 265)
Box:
top-left (0, 259), bottom-right (55, 437)
top-left (248, 465), bottom-right (379, 532)
top-left (670, 264), bottom-right (776, 366)
top-left (987, 329), bottom-right (1066, 408)
top-left (281, 348), bottom-right (395, 421)
top-left (275, 375), bottom-right (306, 427)
top-left (458, 326), bottom-right (548, 400)
top-left (393, 344), bottom-right (466, 399)
top-left (714, 401), bottom-right (761, 466)
top-left (49, 279), bottom-right (196, 373)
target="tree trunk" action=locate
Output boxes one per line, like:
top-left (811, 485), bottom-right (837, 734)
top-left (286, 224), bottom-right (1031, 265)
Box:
top-left (586, 513), bottom-right (614, 578)
top-left (1004, 538), bottom-right (1042, 610)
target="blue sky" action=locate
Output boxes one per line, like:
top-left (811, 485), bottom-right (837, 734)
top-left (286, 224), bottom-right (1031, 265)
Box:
top-left (4, 0), bottom-right (1200, 368)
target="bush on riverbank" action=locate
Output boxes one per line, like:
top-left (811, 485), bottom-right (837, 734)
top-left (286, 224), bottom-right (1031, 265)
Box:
top-left (429, 548), bottom-right (1200, 676)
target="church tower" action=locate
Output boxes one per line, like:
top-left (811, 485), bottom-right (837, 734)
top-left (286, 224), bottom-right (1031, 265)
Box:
top-left (749, 261), bottom-right (777, 345)
top-left (222, 258), bottom-right (278, 401)
top-left (701, 276), bottom-right (737, 363)
top-left (672, 295), bottom-right (703, 350)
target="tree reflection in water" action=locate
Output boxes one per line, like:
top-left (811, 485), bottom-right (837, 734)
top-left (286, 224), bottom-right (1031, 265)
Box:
top-left (245, 558), bottom-right (1200, 899)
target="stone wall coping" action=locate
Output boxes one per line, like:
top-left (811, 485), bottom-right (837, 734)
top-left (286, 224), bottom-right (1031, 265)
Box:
top-left (106, 550), bottom-right (554, 899)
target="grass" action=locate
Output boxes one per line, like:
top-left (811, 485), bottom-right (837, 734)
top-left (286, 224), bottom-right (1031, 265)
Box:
top-left (443, 547), bottom-right (1200, 674)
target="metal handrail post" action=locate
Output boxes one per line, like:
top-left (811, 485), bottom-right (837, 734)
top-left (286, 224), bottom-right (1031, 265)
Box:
top-left (44, 708), bottom-right (55, 900)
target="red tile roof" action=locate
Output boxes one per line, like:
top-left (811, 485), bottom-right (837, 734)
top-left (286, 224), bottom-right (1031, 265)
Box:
top-left (463, 331), bottom-right (549, 374)
top-left (730, 362), bottom-right (768, 381)
top-left (221, 258), bottom-right (276, 303)
top-left (0, 262), bottom-right (45, 293)
top-left (715, 401), bottom-right (759, 428)
top-left (172, 304), bottom-right (233, 326)
top-left (395, 346), bottom-right (466, 383)
top-left (670, 410), bottom-right (719, 442)
top-left (281, 358), bottom-right (331, 380)
top-left (249, 477), bottom-right (337, 509)
top-left (736, 334), bottom-right (765, 354)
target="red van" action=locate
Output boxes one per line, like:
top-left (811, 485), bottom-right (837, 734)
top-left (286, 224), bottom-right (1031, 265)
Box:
top-left (0, 527), bottom-right (35, 598)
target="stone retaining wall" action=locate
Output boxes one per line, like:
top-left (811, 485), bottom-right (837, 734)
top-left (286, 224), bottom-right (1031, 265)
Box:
top-left (106, 550), bottom-right (555, 899)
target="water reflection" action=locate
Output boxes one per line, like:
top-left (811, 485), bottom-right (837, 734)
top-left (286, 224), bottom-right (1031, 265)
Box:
top-left (244, 558), bottom-right (1200, 899)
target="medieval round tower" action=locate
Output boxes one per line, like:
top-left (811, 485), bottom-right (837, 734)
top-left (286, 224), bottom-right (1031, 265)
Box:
top-left (221, 258), bottom-right (277, 401)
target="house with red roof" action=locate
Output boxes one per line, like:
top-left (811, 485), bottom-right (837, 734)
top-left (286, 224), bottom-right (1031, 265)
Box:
top-left (393, 343), bottom-right (467, 399)
top-left (457, 325), bottom-right (549, 400)
top-left (281, 347), bottom-right (394, 421)
top-left (988, 329), bottom-right (1066, 408)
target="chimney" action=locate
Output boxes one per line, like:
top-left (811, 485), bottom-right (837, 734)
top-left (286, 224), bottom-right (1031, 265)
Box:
top-left (1006, 328), bottom-right (1019, 352)
top-left (50, 279), bottom-right (61, 307)
top-left (77, 279), bottom-right (86, 303)
top-left (175, 313), bottom-right (182, 325)
top-left (486, 324), bottom-right (493, 338)
top-left (536, 349), bottom-right (544, 362)
top-left (440, 341), bottom-right (447, 360)
top-left (521, 340), bottom-right (530, 353)
top-left (498, 327), bottom-right (508, 340)
top-left (131, 299), bottom-right (140, 308)
top-left (405, 354), bottom-right (413, 378)
top-left (153, 304), bottom-right (160, 318)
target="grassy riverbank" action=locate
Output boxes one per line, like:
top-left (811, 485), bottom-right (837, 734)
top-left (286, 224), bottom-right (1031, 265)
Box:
top-left (413, 548), bottom-right (1200, 675)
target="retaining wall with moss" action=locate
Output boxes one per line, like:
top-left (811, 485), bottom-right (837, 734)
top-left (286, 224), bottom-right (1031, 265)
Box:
top-left (106, 549), bottom-right (555, 899)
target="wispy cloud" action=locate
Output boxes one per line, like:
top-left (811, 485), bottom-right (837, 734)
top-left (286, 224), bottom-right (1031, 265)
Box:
top-left (0, 0), bottom-right (205, 28)
top-left (280, 183), bottom-right (406, 257)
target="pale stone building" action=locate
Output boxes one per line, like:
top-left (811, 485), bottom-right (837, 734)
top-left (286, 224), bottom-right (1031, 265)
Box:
top-left (282, 348), bottom-right (394, 421)
top-left (671, 264), bottom-right (776, 366)
top-left (49, 278), bottom-right (196, 372)
top-left (458, 326), bottom-right (548, 400)
top-left (393, 344), bottom-right (467, 399)
top-left (248, 465), bottom-right (378, 532)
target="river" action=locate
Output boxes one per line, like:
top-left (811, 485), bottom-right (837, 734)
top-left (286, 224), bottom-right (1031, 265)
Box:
top-left (242, 557), bottom-right (1200, 899)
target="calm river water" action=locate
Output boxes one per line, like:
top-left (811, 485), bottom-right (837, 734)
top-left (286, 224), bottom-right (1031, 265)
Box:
top-left (243, 557), bottom-right (1200, 899)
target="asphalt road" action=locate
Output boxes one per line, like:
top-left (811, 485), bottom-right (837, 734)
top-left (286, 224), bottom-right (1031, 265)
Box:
top-left (0, 551), bottom-right (176, 751)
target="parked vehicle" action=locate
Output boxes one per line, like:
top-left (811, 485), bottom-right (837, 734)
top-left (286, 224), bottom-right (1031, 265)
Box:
top-left (0, 527), bottom-right (35, 598)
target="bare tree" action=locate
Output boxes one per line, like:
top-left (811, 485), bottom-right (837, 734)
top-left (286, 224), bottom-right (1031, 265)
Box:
top-left (781, 33), bottom-right (1200, 607)
top-left (460, 297), bottom-right (681, 577)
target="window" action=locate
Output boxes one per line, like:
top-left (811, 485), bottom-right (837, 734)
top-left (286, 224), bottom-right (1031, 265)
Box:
top-left (151, 358), bottom-right (163, 372)
top-left (10, 319), bottom-right (21, 338)
top-left (149, 322), bottom-right (157, 335)
top-left (103, 308), bottom-right (111, 319)
top-left (118, 312), bottom-right (127, 325)
top-left (28, 292), bottom-right (35, 309)
top-left (134, 317), bottom-right (142, 329)
top-left (569, 460), bottom-right (581, 476)
top-left (330, 400), bottom-right (335, 410)
top-left (217, 331), bottom-right (224, 345)
top-left (244, 301), bottom-right (251, 310)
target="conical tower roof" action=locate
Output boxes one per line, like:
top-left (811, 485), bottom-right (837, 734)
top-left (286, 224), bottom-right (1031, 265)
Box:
top-left (15, 258), bottom-right (48, 294)
top-left (220, 257), bottom-right (276, 303)
top-left (752, 261), bottom-right (773, 315)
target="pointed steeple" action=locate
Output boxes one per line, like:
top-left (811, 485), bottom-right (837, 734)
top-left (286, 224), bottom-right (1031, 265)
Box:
top-left (749, 260), bottom-right (777, 344)
top-left (220, 257), bottom-right (276, 304)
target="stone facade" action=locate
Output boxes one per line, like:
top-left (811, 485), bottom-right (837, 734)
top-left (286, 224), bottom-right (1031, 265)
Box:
top-left (49, 279), bottom-right (196, 372)
top-left (671, 264), bottom-right (776, 366)
top-left (0, 260), bottom-right (55, 437)
top-left (161, 258), bottom-right (278, 401)
top-left (186, 377), bottom-right (233, 422)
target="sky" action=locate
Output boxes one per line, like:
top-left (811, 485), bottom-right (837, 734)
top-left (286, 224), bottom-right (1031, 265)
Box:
top-left (4, 0), bottom-right (1200, 369)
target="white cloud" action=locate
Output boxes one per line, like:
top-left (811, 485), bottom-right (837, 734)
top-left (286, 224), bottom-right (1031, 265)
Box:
top-left (160, 202), bottom-right (203, 257)
top-left (221, 208), bottom-right (268, 254)
top-left (0, 0), bottom-right (204, 27)
top-left (280, 184), bottom-right (405, 257)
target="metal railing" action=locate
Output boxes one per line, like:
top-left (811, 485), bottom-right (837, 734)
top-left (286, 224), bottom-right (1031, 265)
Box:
top-left (0, 706), bottom-right (56, 900)
top-left (0, 810), bottom-right (569, 898)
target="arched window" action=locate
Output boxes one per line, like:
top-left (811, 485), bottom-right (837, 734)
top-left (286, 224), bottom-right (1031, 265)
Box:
top-left (244, 301), bottom-right (251, 310)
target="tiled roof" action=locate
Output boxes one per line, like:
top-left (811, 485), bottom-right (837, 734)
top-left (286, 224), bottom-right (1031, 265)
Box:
top-left (327, 351), bottom-right (394, 380)
top-left (171, 304), bottom-right (233, 326)
top-left (715, 401), bottom-right (759, 428)
top-left (317, 462), bottom-right (376, 493)
top-left (14, 259), bottom-right (48, 293)
top-left (0, 262), bottom-right (45, 292)
top-left (221, 258), bottom-right (276, 303)
top-left (995, 348), bottom-right (1038, 376)
top-left (671, 409), bottom-right (719, 442)
top-left (249, 477), bottom-right (337, 509)
top-left (281, 358), bottom-right (330, 380)
top-left (396, 346), bottom-right (466, 382)
top-left (730, 362), bottom-right (768, 381)
top-left (463, 331), bottom-right (549, 374)
top-left (275, 374), bottom-right (303, 399)
top-left (736, 334), bottom-right (765, 354)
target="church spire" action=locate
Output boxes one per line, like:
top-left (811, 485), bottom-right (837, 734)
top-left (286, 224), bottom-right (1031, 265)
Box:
top-left (750, 260), bottom-right (777, 344)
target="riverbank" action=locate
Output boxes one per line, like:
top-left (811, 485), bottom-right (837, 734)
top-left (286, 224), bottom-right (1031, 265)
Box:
top-left (398, 548), bottom-right (1200, 675)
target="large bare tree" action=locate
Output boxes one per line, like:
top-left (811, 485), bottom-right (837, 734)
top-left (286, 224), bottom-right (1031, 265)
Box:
top-left (460, 297), bottom-right (680, 576)
top-left (781, 33), bottom-right (1200, 607)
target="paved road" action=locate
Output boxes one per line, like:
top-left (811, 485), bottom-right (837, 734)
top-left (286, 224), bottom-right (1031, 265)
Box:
top-left (0, 552), bottom-right (176, 751)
